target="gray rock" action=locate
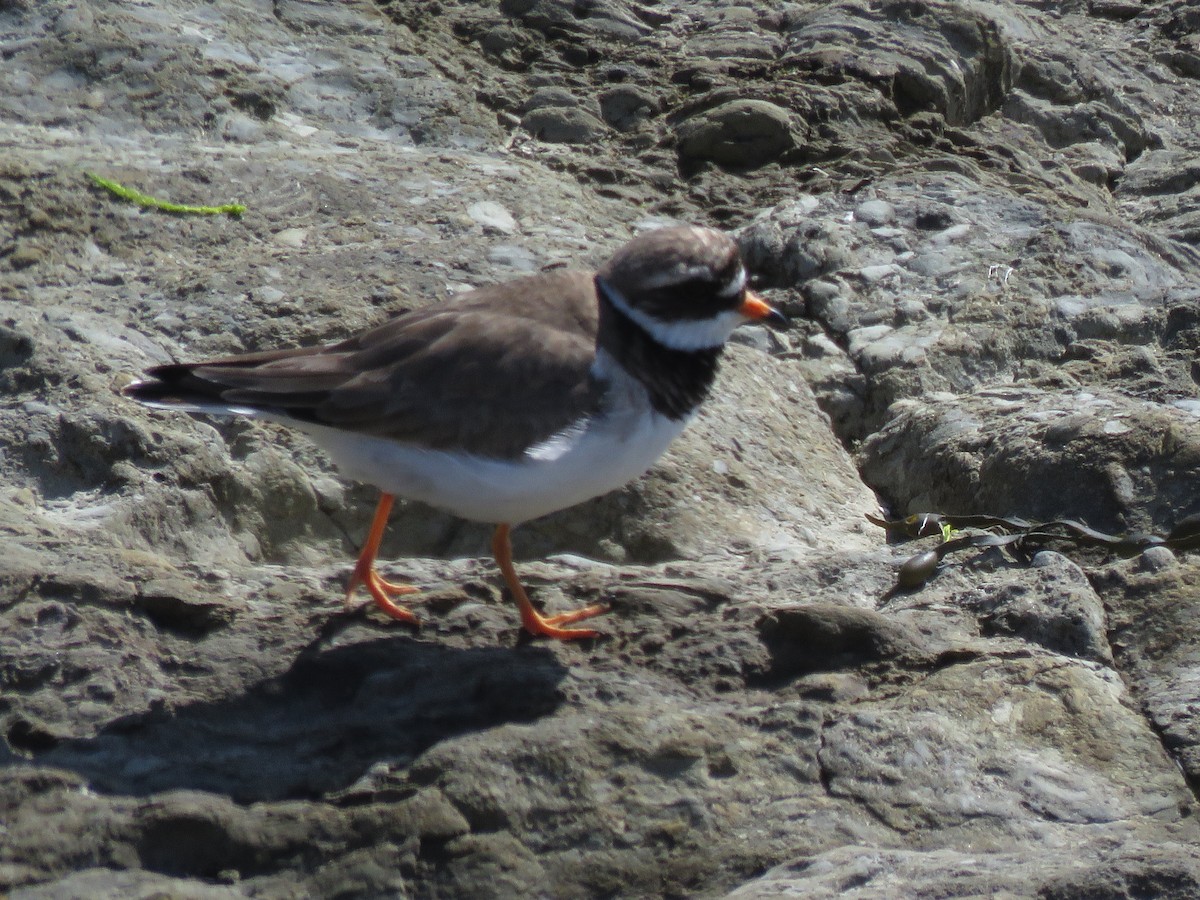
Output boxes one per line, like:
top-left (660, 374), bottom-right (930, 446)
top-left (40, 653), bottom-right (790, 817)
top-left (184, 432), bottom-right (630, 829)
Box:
top-left (782, 0), bottom-right (1017, 126)
top-left (729, 843), bottom-right (1200, 899)
top-left (1093, 558), bottom-right (1200, 790)
top-left (684, 28), bottom-right (781, 62)
top-left (6, 0), bottom-right (1200, 895)
top-left (1060, 140), bottom-right (1125, 186)
top-left (967, 552), bottom-right (1112, 663)
top-left (521, 85), bottom-right (587, 113)
top-left (598, 85), bottom-right (660, 132)
top-left (500, 0), bottom-right (653, 43)
top-left (859, 387), bottom-right (1200, 534)
top-left (520, 106), bottom-right (606, 144)
top-left (467, 200), bottom-right (518, 234)
top-left (855, 199), bottom-right (896, 226)
top-left (675, 99), bottom-right (795, 169)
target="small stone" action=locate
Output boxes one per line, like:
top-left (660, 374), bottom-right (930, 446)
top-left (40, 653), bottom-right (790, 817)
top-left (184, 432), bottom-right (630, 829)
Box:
top-left (478, 26), bottom-right (526, 63)
top-left (221, 113), bottom-right (264, 143)
top-left (599, 85), bottom-right (660, 132)
top-left (1030, 550), bottom-right (1069, 569)
top-left (273, 228), bottom-right (309, 248)
top-left (858, 263), bottom-right (902, 284)
top-left (486, 243), bottom-right (539, 271)
top-left (7, 243), bottom-right (46, 269)
top-left (1138, 546), bottom-right (1177, 572)
top-left (895, 299), bottom-right (929, 324)
top-left (521, 107), bottom-right (606, 144)
top-left (729, 324), bottom-right (784, 354)
top-left (806, 280), bottom-right (851, 330)
top-left (26, 208), bottom-right (53, 229)
top-left (675, 99), bottom-right (794, 169)
top-left (1062, 141), bottom-right (1123, 186)
top-left (53, 3), bottom-right (94, 37)
top-left (684, 29), bottom-right (780, 61)
top-left (855, 199), bottom-right (896, 226)
top-left (522, 86), bottom-right (583, 113)
top-left (929, 223), bottom-right (973, 246)
top-left (467, 201), bottom-right (518, 235)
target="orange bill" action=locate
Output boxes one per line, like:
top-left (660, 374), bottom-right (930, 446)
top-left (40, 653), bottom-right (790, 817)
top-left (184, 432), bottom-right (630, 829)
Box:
top-left (737, 290), bottom-right (788, 327)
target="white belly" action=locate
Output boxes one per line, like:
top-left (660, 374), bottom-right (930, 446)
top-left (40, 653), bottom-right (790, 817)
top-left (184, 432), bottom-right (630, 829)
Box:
top-left (293, 409), bottom-right (688, 525)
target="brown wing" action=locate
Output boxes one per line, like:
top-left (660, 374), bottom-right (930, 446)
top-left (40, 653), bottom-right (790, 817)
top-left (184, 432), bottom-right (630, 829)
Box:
top-left (128, 270), bottom-right (606, 460)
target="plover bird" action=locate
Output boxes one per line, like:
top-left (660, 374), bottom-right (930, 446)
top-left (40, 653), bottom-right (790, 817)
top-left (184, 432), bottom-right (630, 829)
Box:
top-left (126, 225), bottom-right (785, 639)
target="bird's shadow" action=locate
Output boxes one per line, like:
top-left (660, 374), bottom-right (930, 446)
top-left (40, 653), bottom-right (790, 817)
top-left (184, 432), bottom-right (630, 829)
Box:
top-left (27, 629), bottom-right (570, 804)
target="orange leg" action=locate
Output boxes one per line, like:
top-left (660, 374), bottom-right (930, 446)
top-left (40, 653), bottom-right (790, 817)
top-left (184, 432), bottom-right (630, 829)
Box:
top-left (491, 523), bottom-right (610, 640)
top-left (345, 493), bottom-right (421, 623)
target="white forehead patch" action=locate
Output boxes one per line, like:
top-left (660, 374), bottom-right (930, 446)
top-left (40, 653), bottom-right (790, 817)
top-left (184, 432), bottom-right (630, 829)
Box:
top-left (634, 262), bottom-right (746, 298)
top-left (638, 263), bottom-right (718, 292)
top-left (718, 266), bottom-right (748, 298)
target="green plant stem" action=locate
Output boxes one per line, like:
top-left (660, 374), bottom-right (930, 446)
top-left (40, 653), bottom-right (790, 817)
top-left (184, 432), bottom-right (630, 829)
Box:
top-left (85, 172), bottom-right (246, 217)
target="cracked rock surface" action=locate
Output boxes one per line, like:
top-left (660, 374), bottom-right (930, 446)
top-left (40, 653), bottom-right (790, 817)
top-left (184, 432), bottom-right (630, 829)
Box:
top-left (3, 0), bottom-right (1200, 896)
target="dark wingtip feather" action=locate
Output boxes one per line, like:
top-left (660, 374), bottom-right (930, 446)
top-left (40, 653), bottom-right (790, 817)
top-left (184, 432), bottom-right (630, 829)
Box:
top-left (123, 364), bottom-right (226, 406)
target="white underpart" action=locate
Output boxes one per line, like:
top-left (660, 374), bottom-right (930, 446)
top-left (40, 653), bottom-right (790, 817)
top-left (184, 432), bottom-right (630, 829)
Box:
top-left (601, 279), bottom-right (748, 352)
top-left (144, 360), bottom-right (690, 526)
top-left (301, 370), bottom-right (685, 523)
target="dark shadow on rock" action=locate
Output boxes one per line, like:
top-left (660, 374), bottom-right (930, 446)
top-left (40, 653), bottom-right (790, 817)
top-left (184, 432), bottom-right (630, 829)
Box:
top-left (24, 635), bottom-right (569, 803)
top-left (751, 604), bottom-right (936, 686)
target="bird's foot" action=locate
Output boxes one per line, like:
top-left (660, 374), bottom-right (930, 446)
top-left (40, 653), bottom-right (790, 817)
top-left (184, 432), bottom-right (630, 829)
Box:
top-left (520, 602), bottom-right (611, 640)
top-left (345, 563), bottom-right (421, 623)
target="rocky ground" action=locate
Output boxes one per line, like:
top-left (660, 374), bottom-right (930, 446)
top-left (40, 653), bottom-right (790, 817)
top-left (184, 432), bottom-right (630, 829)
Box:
top-left (3, 0), bottom-right (1200, 896)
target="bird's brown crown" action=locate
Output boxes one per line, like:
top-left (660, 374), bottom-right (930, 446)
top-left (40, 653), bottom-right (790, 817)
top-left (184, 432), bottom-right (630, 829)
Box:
top-left (597, 226), bottom-right (747, 323)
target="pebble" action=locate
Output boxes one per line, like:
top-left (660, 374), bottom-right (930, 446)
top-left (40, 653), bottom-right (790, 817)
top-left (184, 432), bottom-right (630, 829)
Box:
top-left (521, 107), bottom-right (606, 144)
top-left (8, 243), bottom-right (46, 269)
top-left (675, 99), bottom-right (794, 169)
top-left (858, 263), bottom-right (902, 284)
top-left (894, 299), bottom-right (929, 324)
top-left (684, 29), bottom-right (780, 61)
top-left (522, 86), bottom-right (584, 112)
top-left (599, 85), bottom-right (660, 131)
top-left (467, 200), bottom-right (518, 234)
top-left (273, 228), bottom-right (309, 248)
top-left (1030, 550), bottom-right (1070, 569)
top-left (929, 223), bottom-right (974, 246)
top-left (1139, 546), bottom-right (1177, 572)
top-left (855, 199), bottom-right (896, 226)
top-left (486, 243), bottom-right (539, 271)
top-left (221, 113), bottom-right (264, 143)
